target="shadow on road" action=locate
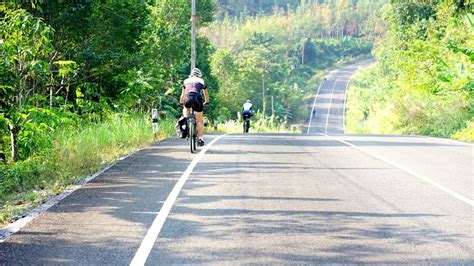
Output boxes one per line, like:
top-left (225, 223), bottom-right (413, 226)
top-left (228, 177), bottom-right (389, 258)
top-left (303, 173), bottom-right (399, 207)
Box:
top-left (0, 138), bottom-right (195, 264)
top-left (1, 134), bottom-right (471, 264)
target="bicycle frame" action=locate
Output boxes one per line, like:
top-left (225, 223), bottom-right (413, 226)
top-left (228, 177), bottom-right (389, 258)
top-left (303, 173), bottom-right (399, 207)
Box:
top-left (187, 108), bottom-right (198, 153)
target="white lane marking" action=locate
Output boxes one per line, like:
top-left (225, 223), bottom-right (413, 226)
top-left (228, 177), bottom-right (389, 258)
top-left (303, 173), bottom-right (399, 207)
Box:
top-left (307, 81), bottom-right (324, 134)
top-left (322, 133), bottom-right (474, 207)
top-left (342, 74), bottom-right (356, 134)
top-left (130, 134), bottom-right (227, 266)
top-left (325, 78), bottom-right (339, 134)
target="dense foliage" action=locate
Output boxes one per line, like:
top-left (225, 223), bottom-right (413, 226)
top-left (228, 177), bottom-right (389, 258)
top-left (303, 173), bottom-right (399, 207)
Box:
top-left (204, 0), bottom-right (385, 122)
top-left (0, 0), bottom-right (214, 219)
top-left (346, 1), bottom-right (473, 141)
top-left (215, 0), bottom-right (310, 18)
top-left (0, 0), bottom-right (214, 162)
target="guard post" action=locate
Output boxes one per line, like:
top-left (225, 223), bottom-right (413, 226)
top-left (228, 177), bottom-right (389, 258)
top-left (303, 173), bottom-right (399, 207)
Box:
top-left (152, 109), bottom-right (158, 139)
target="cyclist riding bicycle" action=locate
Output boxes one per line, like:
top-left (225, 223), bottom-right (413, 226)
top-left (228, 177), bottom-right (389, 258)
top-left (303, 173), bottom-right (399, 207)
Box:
top-left (242, 99), bottom-right (253, 133)
top-left (242, 99), bottom-right (253, 119)
top-left (180, 68), bottom-right (209, 146)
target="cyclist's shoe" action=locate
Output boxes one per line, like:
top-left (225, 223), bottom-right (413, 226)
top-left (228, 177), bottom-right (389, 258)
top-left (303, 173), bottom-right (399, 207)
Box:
top-left (198, 138), bottom-right (205, 146)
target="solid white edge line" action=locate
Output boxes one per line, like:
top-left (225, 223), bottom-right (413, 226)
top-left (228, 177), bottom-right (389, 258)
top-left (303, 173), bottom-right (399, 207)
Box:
top-left (324, 78), bottom-right (339, 134)
top-left (321, 133), bottom-right (474, 207)
top-left (307, 81), bottom-right (324, 134)
top-left (130, 134), bottom-right (227, 266)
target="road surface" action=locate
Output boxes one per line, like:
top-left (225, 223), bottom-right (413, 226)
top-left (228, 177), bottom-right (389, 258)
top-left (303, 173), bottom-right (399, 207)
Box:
top-left (1, 61), bottom-right (472, 264)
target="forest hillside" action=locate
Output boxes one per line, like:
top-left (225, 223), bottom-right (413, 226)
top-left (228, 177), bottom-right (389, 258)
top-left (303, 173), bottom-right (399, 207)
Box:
top-left (345, 1), bottom-right (473, 141)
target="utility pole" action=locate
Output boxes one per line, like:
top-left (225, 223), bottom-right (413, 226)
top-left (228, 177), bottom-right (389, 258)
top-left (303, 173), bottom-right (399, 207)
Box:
top-left (271, 95), bottom-right (274, 117)
top-left (301, 37), bottom-right (305, 65)
top-left (191, 0), bottom-right (196, 70)
top-left (262, 76), bottom-right (265, 118)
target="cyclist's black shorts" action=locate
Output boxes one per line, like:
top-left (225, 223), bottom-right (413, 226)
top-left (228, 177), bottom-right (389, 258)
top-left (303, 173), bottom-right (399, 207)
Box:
top-left (184, 92), bottom-right (203, 112)
top-left (243, 111), bottom-right (252, 119)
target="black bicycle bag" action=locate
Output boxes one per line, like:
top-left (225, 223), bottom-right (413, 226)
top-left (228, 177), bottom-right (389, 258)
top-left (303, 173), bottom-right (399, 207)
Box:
top-left (175, 116), bottom-right (188, 138)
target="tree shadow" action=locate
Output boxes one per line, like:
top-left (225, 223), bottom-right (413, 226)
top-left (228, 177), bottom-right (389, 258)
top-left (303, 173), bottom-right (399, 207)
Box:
top-left (150, 200), bottom-right (469, 264)
top-left (0, 137), bottom-right (197, 264)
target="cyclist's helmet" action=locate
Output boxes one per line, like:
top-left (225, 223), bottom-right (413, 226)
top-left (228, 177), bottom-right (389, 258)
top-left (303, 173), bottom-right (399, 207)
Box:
top-left (191, 68), bottom-right (202, 77)
top-left (246, 99), bottom-right (251, 103)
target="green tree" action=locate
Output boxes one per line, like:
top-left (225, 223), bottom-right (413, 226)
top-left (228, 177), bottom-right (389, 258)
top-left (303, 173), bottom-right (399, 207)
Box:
top-left (0, 9), bottom-right (56, 161)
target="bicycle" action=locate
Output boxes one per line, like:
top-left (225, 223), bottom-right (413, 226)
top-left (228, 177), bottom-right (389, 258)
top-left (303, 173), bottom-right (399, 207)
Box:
top-left (243, 114), bottom-right (251, 133)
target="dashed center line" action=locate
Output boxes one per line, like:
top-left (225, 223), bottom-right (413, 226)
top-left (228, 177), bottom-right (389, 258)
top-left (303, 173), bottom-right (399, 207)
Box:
top-left (307, 81), bottom-right (324, 133)
top-left (325, 78), bottom-right (339, 134)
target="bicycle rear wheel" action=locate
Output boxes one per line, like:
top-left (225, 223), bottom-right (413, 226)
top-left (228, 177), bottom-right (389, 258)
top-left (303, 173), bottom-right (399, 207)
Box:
top-left (243, 119), bottom-right (250, 133)
top-left (189, 119), bottom-right (196, 153)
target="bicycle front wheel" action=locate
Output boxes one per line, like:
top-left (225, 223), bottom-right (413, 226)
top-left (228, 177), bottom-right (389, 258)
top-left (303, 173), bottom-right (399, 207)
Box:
top-left (193, 128), bottom-right (197, 151)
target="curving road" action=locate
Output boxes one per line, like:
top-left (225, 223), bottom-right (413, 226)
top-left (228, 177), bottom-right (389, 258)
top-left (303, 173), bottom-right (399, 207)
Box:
top-left (307, 59), bottom-right (375, 134)
top-left (1, 61), bottom-right (473, 264)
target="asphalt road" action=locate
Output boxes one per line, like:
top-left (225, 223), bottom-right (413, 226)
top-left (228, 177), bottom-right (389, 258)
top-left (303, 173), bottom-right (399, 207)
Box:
top-left (1, 61), bottom-right (473, 264)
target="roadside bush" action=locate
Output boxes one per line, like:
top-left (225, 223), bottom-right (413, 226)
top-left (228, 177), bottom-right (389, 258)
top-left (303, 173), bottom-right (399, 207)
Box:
top-left (452, 121), bottom-right (474, 142)
top-left (0, 157), bottom-right (51, 199)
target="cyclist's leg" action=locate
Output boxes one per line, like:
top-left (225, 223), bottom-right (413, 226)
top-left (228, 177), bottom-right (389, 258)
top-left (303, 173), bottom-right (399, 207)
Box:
top-left (193, 94), bottom-right (204, 140)
top-left (184, 93), bottom-right (193, 118)
top-left (183, 107), bottom-right (190, 118)
top-left (196, 111), bottom-right (203, 138)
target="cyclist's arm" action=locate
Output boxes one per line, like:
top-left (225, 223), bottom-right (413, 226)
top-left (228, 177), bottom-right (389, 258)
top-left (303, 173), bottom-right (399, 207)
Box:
top-left (180, 85), bottom-right (185, 105)
top-left (203, 88), bottom-right (209, 104)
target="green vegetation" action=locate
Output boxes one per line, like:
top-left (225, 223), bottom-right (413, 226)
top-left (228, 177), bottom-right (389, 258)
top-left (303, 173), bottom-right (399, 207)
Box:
top-left (346, 1), bottom-right (473, 141)
top-left (214, 0), bottom-right (307, 18)
top-left (0, 113), bottom-right (176, 224)
top-left (205, 0), bottom-right (385, 124)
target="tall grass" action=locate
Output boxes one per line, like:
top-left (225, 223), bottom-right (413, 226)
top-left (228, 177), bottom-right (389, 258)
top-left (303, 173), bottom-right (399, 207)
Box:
top-left (209, 116), bottom-right (296, 133)
top-left (53, 113), bottom-right (156, 183)
top-left (0, 113), bottom-right (176, 224)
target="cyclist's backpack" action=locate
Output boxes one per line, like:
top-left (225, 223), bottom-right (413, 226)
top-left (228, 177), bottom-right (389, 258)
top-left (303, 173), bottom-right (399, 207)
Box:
top-left (175, 116), bottom-right (188, 138)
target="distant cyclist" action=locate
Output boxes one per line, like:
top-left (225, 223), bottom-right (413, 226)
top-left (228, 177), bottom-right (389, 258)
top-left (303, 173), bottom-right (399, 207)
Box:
top-left (180, 68), bottom-right (209, 146)
top-left (242, 99), bottom-right (253, 133)
top-left (242, 99), bottom-right (253, 119)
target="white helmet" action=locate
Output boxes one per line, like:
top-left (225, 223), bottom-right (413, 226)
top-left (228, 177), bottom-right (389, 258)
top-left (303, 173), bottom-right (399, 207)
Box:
top-left (191, 68), bottom-right (202, 77)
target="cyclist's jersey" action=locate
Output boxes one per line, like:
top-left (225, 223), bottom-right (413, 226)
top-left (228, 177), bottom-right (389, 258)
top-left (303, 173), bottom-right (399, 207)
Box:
top-left (243, 102), bottom-right (252, 112)
top-left (183, 76), bottom-right (206, 95)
